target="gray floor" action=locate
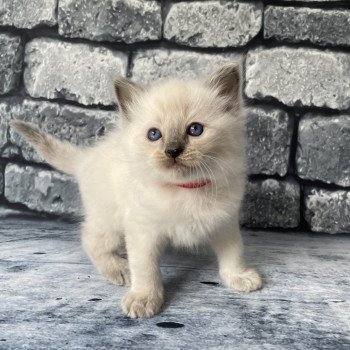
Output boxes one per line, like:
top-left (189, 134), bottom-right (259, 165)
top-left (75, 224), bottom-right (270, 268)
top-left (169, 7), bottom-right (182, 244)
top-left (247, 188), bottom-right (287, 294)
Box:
top-left (1, 219), bottom-right (349, 350)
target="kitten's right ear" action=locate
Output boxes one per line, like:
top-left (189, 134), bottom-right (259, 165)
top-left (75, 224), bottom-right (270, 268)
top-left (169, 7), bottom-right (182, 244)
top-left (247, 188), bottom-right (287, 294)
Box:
top-left (114, 77), bottom-right (143, 117)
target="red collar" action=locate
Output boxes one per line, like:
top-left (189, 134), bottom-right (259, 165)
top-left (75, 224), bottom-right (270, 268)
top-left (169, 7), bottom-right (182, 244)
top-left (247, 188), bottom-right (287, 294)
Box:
top-left (175, 180), bottom-right (210, 189)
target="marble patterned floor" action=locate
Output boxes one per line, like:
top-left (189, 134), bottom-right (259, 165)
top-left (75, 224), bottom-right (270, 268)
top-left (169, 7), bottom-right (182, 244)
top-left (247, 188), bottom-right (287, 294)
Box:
top-left (1, 218), bottom-right (349, 350)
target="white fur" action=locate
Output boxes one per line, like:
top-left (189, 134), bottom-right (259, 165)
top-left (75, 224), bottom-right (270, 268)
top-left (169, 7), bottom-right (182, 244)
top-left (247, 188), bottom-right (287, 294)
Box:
top-left (12, 64), bottom-right (262, 318)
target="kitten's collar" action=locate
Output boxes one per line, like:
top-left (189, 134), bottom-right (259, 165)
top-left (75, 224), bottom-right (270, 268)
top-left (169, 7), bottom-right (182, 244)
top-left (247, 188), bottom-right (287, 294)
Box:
top-left (175, 180), bottom-right (210, 189)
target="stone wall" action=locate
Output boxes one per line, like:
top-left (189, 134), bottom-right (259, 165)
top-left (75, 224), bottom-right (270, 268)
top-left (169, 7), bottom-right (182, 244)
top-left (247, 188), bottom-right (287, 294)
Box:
top-left (0, 0), bottom-right (349, 234)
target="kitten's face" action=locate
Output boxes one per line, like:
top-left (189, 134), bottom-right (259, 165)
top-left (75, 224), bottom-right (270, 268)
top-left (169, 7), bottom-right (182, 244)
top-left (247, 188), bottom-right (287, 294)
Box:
top-left (128, 81), bottom-right (235, 181)
top-left (114, 64), bottom-right (244, 185)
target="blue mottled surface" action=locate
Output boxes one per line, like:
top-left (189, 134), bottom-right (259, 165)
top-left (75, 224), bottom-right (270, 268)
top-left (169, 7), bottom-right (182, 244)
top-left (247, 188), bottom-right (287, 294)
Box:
top-left (1, 219), bottom-right (349, 349)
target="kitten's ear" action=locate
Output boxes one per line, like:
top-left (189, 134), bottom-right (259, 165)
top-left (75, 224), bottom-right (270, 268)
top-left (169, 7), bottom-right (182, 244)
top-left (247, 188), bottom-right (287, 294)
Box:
top-left (205, 62), bottom-right (242, 110)
top-left (114, 77), bottom-right (144, 117)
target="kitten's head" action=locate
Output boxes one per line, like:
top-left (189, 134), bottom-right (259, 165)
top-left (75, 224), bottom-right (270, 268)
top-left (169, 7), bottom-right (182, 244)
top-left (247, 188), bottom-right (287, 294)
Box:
top-left (114, 63), bottom-right (246, 186)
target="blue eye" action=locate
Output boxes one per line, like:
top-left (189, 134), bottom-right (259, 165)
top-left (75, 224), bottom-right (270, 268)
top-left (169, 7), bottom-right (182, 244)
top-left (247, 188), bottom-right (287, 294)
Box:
top-left (187, 123), bottom-right (204, 137)
top-left (147, 128), bottom-right (162, 141)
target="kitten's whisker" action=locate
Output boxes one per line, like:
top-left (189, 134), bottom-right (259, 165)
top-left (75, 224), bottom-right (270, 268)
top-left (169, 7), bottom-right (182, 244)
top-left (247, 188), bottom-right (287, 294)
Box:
top-left (202, 154), bottom-right (233, 172)
top-left (193, 163), bottom-right (201, 201)
top-left (206, 161), bottom-right (219, 206)
top-left (201, 154), bottom-right (233, 193)
top-left (203, 156), bottom-right (230, 191)
top-left (199, 160), bottom-right (217, 206)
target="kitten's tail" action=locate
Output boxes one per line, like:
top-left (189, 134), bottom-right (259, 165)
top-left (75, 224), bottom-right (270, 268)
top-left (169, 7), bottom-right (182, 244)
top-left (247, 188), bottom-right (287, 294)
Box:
top-left (11, 121), bottom-right (82, 176)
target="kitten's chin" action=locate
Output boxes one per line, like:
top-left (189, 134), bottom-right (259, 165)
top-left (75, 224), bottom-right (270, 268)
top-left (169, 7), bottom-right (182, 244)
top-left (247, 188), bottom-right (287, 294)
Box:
top-left (164, 166), bottom-right (211, 187)
top-left (163, 164), bottom-right (189, 179)
top-left (158, 158), bottom-right (187, 172)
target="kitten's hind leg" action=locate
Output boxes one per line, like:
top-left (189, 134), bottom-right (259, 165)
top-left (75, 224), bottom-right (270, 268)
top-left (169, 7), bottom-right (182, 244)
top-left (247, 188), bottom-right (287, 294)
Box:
top-left (82, 222), bottom-right (130, 286)
top-left (210, 220), bottom-right (262, 292)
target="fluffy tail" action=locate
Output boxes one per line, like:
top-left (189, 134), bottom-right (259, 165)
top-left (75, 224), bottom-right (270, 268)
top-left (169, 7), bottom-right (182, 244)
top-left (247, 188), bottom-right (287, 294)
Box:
top-left (11, 121), bottom-right (82, 176)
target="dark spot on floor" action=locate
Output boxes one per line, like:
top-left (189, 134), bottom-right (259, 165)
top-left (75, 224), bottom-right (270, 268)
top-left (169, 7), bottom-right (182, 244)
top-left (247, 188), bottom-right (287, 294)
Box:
top-left (156, 322), bottom-right (184, 328)
top-left (88, 298), bottom-right (102, 302)
top-left (330, 300), bottom-right (345, 303)
top-left (0, 339), bottom-right (6, 341)
top-left (8, 265), bottom-right (27, 272)
top-left (200, 281), bottom-right (219, 286)
top-left (56, 298), bottom-right (62, 300)
top-left (33, 252), bottom-right (46, 255)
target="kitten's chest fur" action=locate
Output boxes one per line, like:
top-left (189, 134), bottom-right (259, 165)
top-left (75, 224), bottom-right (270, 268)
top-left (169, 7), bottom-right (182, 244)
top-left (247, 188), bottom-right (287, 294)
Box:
top-left (168, 204), bottom-right (228, 247)
top-left (125, 181), bottom-right (235, 247)
top-left (78, 141), bottom-right (244, 248)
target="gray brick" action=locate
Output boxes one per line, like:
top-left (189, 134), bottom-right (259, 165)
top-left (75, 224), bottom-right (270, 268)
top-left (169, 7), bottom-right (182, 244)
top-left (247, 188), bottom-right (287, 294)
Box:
top-left (305, 188), bottom-right (350, 234)
top-left (4, 163), bottom-right (81, 216)
top-left (0, 98), bottom-right (117, 163)
top-left (0, 0), bottom-right (57, 28)
top-left (164, 1), bottom-right (262, 48)
top-left (24, 38), bottom-right (127, 106)
top-left (297, 114), bottom-right (350, 187)
top-left (241, 179), bottom-right (300, 228)
top-left (0, 164), bottom-right (3, 196)
top-left (246, 106), bottom-right (292, 176)
top-left (264, 6), bottom-right (350, 47)
top-left (0, 34), bottom-right (23, 95)
top-left (245, 47), bottom-right (350, 110)
top-left (58, 0), bottom-right (161, 44)
top-left (132, 49), bottom-right (241, 85)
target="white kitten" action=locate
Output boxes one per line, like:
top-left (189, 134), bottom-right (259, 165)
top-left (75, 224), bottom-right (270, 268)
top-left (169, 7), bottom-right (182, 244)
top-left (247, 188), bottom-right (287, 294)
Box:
top-left (12, 63), bottom-right (262, 318)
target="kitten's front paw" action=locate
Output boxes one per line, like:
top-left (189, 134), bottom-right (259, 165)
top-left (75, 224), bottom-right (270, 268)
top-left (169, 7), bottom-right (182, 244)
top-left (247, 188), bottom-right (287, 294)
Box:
top-left (220, 268), bottom-right (262, 292)
top-left (122, 290), bottom-right (164, 318)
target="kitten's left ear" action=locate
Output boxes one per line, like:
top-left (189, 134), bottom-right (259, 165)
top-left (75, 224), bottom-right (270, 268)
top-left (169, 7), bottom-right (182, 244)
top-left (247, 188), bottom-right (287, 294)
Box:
top-left (114, 77), bottom-right (144, 117)
top-left (205, 62), bottom-right (242, 110)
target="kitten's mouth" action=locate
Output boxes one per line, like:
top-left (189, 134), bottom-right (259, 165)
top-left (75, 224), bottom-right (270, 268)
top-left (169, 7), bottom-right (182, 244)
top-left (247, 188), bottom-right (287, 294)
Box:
top-left (164, 158), bottom-right (187, 169)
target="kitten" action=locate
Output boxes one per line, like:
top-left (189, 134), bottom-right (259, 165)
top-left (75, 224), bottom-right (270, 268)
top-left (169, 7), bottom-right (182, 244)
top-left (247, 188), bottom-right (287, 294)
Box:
top-left (11, 63), bottom-right (262, 318)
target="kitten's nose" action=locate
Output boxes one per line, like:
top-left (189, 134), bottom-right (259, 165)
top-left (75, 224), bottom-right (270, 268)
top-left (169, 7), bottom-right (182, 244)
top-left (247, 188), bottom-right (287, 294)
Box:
top-left (165, 148), bottom-right (184, 159)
